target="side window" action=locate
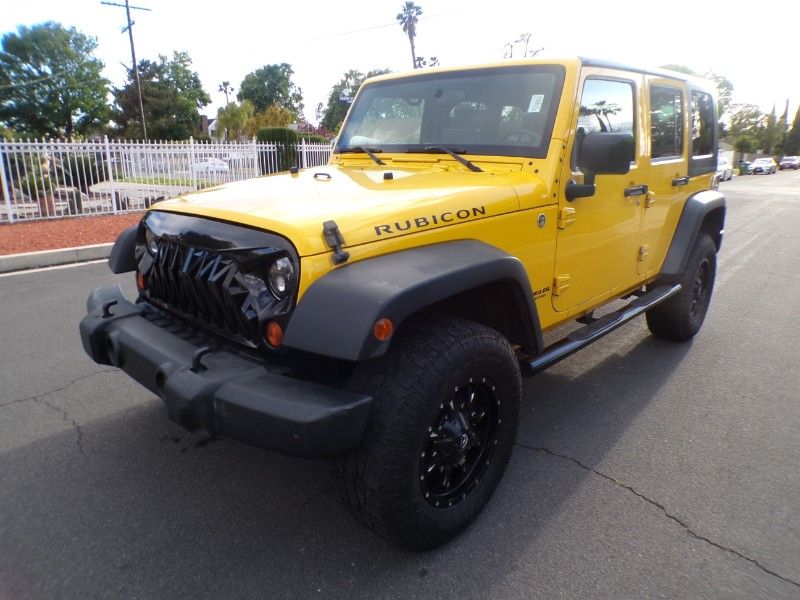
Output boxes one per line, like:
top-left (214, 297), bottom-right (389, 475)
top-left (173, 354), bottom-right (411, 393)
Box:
top-left (574, 78), bottom-right (635, 170)
top-left (690, 91), bottom-right (714, 157)
top-left (577, 79), bottom-right (635, 135)
top-left (650, 86), bottom-right (683, 159)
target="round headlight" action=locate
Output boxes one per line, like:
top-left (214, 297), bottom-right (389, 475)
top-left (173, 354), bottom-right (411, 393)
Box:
top-left (145, 228), bottom-right (159, 255)
top-left (268, 257), bottom-right (295, 299)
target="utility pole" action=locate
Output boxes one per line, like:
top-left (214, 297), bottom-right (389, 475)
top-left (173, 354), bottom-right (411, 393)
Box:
top-left (102, 0), bottom-right (151, 140)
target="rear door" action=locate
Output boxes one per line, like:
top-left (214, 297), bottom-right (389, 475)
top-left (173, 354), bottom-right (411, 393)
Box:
top-left (552, 68), bottom-right (644, 312)
top-left (639, 77), bottom-right (687, 276)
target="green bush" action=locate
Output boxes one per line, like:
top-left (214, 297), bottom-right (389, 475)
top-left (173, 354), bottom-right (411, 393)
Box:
top-left (256, 127), bottom-right (299, 173)
top-left (255, 128), bottom-right (333, 173)
top-left (20, 167), bottom-right (53, 199)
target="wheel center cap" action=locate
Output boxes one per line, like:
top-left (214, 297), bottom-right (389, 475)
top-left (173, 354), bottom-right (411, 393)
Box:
top-left (458, 433), bottom-right (469, 451)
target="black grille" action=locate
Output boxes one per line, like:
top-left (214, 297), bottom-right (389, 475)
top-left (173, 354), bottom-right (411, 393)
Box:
top-left (136, 212), bottom-right (296, 348)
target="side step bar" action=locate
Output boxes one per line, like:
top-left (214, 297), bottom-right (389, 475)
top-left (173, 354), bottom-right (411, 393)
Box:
top-left (521, 284), bottom-right (681, 376)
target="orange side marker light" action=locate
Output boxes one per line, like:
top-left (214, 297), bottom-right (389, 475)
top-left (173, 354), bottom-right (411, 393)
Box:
top-left (373, 318), bottom-right (393, 342)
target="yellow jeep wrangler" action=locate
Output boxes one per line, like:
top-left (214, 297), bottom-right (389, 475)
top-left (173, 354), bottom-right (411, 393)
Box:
top-left (80, 58), bottom-right (725, 550)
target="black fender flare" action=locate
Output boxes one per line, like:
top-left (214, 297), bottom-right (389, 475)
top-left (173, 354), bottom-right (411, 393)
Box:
top-left (659, 190), bottom-right (726, 281)
top-left (283, 240), bottom-right (543, 362)
top-left (108, 225), bottom-right (138, 274)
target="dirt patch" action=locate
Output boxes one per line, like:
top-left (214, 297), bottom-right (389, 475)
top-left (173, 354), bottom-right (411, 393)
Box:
top-left (0, 213), bottom-right (143, 255)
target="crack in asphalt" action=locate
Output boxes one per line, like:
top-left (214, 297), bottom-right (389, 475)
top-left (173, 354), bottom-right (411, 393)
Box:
top-left (34, 395), bottom-right (86, 455)
top-left (0, 369), bottom-right (117, 409)
top-left (0, 368), bottom-right (117, 456)
top-left (517, 443), bottom-right (800, 590)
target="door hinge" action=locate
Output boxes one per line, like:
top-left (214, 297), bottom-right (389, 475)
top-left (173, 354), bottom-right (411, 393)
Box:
top-left (558, 207), bottom-right (576, 229)
top-left (638, 245), bottom-right (650, 261)
top-left (553, 274), bottom-right (570, 296)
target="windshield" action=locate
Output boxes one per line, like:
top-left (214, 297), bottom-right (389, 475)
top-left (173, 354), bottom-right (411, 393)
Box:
top-left (336, 65), bottom-right (565, 159)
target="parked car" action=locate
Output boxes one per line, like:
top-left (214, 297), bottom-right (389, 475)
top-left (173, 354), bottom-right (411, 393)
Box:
top-left (192, 157), bottom-right (229, 175)
top-left (778, 156), bottom-right (800, 170)
top-left (737, 160), bottom-right (752, 175)
top-left (751, 157), bottom-right (777, 174)
top-left (716, 157), bottom-right (733, 181)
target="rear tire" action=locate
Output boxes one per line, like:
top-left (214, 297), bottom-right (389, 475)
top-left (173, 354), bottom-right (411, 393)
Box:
top-left (647, 234), bottom-right (717, 341)
top-left (337, 314), bottom-right (521, 551)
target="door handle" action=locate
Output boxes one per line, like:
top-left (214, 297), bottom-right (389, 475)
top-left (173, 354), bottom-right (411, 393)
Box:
top-left (624, 184), bottom-right (648, 197)
top-left (672, 176), bottom-right (689, 186)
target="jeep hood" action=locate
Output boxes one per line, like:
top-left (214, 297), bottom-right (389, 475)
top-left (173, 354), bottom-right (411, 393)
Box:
top-left (153, 165), bottom-right (549, 256)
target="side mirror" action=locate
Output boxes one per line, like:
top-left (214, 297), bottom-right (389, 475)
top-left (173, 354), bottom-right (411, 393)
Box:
top-left (566, 132), bottom-right (635, 201)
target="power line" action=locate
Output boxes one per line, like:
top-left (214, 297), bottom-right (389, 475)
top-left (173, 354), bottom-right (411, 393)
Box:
top-left (0, 66), bottom-right (74, 90)
top-left (304, 12), bottom-right (454, 42)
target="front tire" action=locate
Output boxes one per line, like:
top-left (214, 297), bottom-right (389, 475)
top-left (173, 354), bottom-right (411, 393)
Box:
top-left (647, 234), bottom-right (717, 341)
top-left (337, 314), bottom-right (522, 551)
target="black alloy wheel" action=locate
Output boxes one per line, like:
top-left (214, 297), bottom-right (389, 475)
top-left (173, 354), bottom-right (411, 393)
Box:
top-left (419, 378), bottom-right (500, 508)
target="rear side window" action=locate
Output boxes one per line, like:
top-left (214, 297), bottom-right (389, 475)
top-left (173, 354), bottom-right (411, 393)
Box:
top-left (690, 91), bottom-right (714, 157)
top-left (688, 89), bottom-right (717, 176)
top-left (650, 86), bottom-right (683, 159)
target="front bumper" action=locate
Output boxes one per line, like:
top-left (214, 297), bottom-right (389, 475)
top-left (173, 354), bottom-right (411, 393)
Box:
top-left (79, 286), bottom-right (373, 458)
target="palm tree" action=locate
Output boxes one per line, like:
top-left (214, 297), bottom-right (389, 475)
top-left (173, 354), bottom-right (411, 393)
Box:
top-left (218, 81), bottom-right (234, 105)
top-left (396, 2), bottom-right (423, 69)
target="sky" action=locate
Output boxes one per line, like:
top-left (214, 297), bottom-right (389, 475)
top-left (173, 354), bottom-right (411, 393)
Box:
top-left (2, 0), bottom-right (800, 125)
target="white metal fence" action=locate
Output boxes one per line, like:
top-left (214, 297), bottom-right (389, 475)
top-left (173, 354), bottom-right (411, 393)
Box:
top-left (0, 137), bottom-right (333, 222)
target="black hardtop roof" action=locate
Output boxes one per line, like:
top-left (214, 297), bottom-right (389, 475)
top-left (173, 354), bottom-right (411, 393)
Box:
top-left (579, 57), bottom-right (712, 89)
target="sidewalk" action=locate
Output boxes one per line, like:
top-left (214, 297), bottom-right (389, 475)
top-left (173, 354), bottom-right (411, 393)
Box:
top-left (0, 213), bottom-right (143, 273)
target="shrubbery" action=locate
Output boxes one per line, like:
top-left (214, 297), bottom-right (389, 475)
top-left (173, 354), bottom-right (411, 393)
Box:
top-left (255, 128), bottom-right (330, 173)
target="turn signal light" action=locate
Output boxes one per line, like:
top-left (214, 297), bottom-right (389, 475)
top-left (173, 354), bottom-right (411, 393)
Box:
top-left (266, 321), bottom-right (284, 348)
top-left (136, 271), bottom-right (146, 290)
top-left (373, 318), bottom-right (393, 341)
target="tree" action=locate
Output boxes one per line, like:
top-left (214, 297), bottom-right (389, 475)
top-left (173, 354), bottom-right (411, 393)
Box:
top-left (244, 103), bottom-right (293, 137)
top-left (218, 81), bottom-right (234, 105)
top-left (728, 104), bottom-right (765, 141)
top-left (734, 135), bottom-right (757, 154)
top-left (0, 22), bottom-right (109, 138)
top-left (215, 100), bottom-right (254, 140)
top-left (237, 64), bottom-right (303, 117)
top-left (660, 64), bottom-right (733, 117)
top-left (113, 51), bottom-right (210, 139)
top-left (785, 106), bottom-right (800, 155)
top-left (414, 56), bottom-right (439, 68)
top-left (503, 33), bottom-right (543, 59)
top-left (397, 2), bottom-right (423, 69)
top-left (760, 105), bottom-right (781, 155)
top-left (320, 68), bottom-right (391, 132)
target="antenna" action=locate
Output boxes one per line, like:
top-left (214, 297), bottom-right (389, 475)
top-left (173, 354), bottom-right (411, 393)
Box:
top-left (101, 0), bottom-right (152, 140)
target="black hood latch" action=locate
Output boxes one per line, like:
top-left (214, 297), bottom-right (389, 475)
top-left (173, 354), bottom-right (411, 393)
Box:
top-left (322, 220), bottom-right (350, 265)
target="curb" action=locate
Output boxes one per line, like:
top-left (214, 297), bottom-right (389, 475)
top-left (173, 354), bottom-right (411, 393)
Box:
top-left (0, 243), bottom-right (113, 274)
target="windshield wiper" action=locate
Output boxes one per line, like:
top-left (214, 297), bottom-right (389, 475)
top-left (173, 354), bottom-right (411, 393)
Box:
top-left (338, 146), bottom-right (385, 166)
top-left (412, 146), bottom-right (483, 172)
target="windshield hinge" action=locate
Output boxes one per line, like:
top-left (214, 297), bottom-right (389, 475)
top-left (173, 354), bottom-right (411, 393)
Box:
top-left (323, 220), bottom-right (350, 265)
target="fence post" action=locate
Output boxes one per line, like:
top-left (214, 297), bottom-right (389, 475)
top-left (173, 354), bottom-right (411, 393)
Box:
top-left (0, 142), bottom-right (14, 223)
top-left (300, 138), bottom-right (308, 169)
top-left (252, 136), bottom-right (258, 176)
top-left (189, 136), bottom-right (197, 190)
top-left (103, 136), bottom-right (118, 213)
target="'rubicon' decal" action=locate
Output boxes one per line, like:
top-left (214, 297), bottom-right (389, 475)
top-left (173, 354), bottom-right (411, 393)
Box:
top-left (374, 206), bottom-right (486, 236)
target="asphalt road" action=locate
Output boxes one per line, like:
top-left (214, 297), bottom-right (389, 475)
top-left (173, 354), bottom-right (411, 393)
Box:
top-left (1, 170), bottom-right (799, 599)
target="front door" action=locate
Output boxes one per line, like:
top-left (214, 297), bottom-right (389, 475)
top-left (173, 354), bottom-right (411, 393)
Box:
top-left (552, 69), bottom-right (644, 313)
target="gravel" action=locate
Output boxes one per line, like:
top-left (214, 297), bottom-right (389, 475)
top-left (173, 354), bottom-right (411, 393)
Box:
top-left (0, 213), bottom-right (143, 255)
